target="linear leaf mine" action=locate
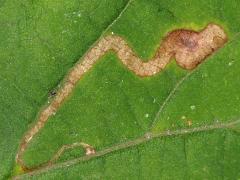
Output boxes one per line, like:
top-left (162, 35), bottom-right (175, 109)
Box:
top-left (16, 23), bottom-right (228, 170)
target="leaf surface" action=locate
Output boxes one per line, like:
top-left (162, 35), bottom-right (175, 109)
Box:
top-left (0, 0), bottom-right (240, 179)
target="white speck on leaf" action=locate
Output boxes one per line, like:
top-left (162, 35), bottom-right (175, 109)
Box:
top-left (145, 113), bottom-right (149, 118)
top-left (190, 105), bottom-right (196, 110)
top-left (228, 61), bottom-right (234, 66)
top-left (145, 132), bottom-right (152, 139)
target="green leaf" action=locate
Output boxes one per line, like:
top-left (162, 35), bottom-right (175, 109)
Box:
top-left (1, 0), bottom-right (240, 179)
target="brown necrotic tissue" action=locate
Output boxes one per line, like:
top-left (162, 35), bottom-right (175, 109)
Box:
top-left (16, 23), bottom-right (227, 169)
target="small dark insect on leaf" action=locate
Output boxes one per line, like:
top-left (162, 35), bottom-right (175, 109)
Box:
top-left (49, 90), bottom-right (57, 97)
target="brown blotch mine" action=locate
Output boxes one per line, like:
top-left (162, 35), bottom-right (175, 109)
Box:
top-left (16, 23), bottom-right (228, 169)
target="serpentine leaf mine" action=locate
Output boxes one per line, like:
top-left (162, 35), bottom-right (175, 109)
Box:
top-left (16, 23), bottom-right (228, 170)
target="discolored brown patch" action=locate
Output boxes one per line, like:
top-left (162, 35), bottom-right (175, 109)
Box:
top-left (177, 31), bottom-right (199, 50)
top-left (16, 23), bottom-right (228, 170)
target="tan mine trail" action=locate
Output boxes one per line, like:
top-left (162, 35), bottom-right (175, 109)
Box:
top-left (16, 23), bottom-right (228, 169)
